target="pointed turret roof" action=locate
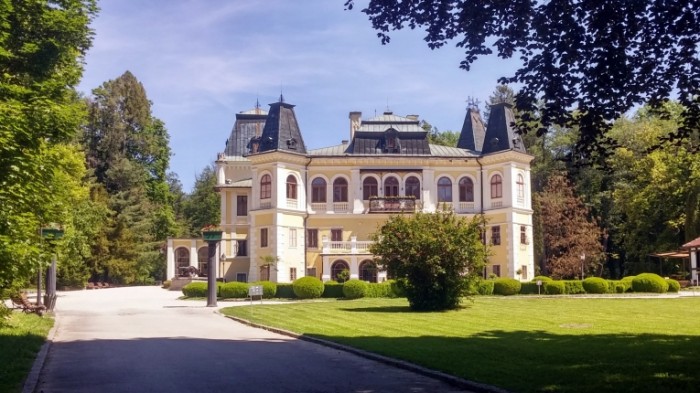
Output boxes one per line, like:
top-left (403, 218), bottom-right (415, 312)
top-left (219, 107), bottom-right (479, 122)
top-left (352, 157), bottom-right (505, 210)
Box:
top-left (223, 103), bottom-right (267, 157)
top-left (256, 98), bottom-right (307, 154)
top-left (457, 107), bottom-right (486, 152)
top-left (481, 103), bottom-right (527, 154)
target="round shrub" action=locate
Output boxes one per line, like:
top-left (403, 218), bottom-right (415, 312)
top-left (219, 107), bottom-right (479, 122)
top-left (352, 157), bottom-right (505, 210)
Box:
top-left (343, 279), bottom-right (369, 299)
top-left (632, 273), bottom-right (669, 293)
top-left (182, 282), bottom-right (208, 297)
top-left (293, 276), bottom-right (324, 299)
top-left (252, 281), bottom-right (277, 298)
top-left (544, 280), bottom-right (565, 295)
top-left (614, 283), bottom-right (626, 293)
top-left (493, 278), bottom-right (521, 296)
top-left (477, 280), bottom-right (495, 295)
top-left (582, 277), bottom-right (609, 294)
top-left (665, 279), bottom-right (680, 293)
top-left (220, 282), bottom-right (249, 299)
top-left (532, 276), bottom-right (553, 283)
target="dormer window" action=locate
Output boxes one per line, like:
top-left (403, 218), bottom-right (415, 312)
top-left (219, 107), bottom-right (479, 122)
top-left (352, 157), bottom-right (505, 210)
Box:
top-left (286, 138), bottom-right (297, 150)
top-left (248, 137), bottom-right (260, 154)
top-left (384, 129), bottom-right (400, 153)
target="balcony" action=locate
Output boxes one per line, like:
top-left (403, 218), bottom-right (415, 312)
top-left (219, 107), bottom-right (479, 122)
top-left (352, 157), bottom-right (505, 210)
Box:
top-left (322, 236), bottom-right (374, 255)
top-left (368, 197), bottom-right (417, 213)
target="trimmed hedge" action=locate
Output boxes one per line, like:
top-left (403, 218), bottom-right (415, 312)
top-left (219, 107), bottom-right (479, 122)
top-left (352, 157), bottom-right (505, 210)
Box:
top-left (220, 282), bottom-right (249, 299)
top-left (182, 281), bottom-right (222, 297)
top-left (389, 279), bottom-right (407, 297)
top-left (620, 276), bottom-right (636, 292)
top-left (322, 282), bottom-right (345, 298)
top-left (563, 280), bottom-right (585, 294)
top-left (293, 276), bottom-right (324, 299)
top-left (252, 281), bottom-right (277, 299)
top-left (519, 282), bottom-right (540, 295)
top-left (545, 280), bottom-right (565, 295)
top-left (632, 273), bottom-right (669, 293)
top-left (583, 277), bottom-right (609, 294)
top-left (493, 278), bottom-right (521, 296)
top-left (366, 282), bottom-right (395, 298)
top-left (532, 276), bottom-right (553, 283)
top-left (275, 283), bottom-right (296, 299)
top-left (665, 278), bottom-right (680, 293)
top-left (343, 279), bottom-right (369, 299)
top-left (478, 280), bottom-right (495, 295)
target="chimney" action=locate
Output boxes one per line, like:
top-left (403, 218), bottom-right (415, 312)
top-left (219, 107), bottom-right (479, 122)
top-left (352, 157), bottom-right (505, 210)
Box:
top-left (349, 111), bottom-right (361, 140)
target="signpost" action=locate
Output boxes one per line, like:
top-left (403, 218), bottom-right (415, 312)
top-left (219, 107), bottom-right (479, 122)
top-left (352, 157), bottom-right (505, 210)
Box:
top-left (536, 280), bottom-right (543, 296)
top-left (201, 228), bottom-right (223, 307)
top-left (248, 285), bottom-right (263, 305)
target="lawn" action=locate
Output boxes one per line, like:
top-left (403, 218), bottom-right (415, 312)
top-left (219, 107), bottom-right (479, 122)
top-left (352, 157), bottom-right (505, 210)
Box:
top-left (0, 312), bottom-right (53, 393)
top-left (221, 296), bottom-right (700, 393)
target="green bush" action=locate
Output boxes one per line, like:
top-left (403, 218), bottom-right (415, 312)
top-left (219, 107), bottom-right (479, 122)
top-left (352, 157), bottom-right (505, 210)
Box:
top-left (519, 282), bottom-right (540, 295)
top-left (182, 282), bottom-right (208, 297)
top-left (366, 282), bottom-right (395, 298)
top-left (322, 282), bottom-right (345, 298)
top-left (275, 283), bottom-right (296, 298)
top-left (563, 280), bottom-right (585, 294)
top-left (665, 279), bottom-right (680, 293)
top-left (620, 276), bottom-right (636, 292)
top-left (493, 278), bottom-right (521, 296)
top-left (343, 279), bottom-right (369, 299)
top-left (545, 280), bottom-right (565, 295)
top-left (582, 277), bottom-right (609, 294)
top-left (220, 282), bottom-right (249, 299)
top-left (293, 276), bottom-right (324, 299)
top-left (532, 276), bottom-right (553, 283)
top-left (478, 280), bottom-right (495, 295)
top-left (388, 279), bottom-right (407, 297)
top-left (632, 273), bottom-right (669, 293)
top-left (251, 281), bottom-right (277, 299)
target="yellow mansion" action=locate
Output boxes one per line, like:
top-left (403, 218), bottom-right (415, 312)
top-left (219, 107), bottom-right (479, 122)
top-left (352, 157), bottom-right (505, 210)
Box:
top-left (167, 97), bottom-right (534, 285)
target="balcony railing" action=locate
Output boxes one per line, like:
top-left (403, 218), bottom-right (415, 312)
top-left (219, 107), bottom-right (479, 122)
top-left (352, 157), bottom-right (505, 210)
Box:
top-left (322, 236), bottom-right (374, 255)
top-left (369, 197), bottom-right (416, 213)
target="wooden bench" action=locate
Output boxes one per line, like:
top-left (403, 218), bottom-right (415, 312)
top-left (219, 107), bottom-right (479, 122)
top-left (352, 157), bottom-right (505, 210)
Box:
top-left (10, 292), bottom-right (46, 316)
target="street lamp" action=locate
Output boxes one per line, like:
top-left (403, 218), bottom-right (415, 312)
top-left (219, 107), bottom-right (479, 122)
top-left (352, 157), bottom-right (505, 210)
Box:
top-left (201, 226), bottom-right (223, 307)
top-left (40, 225), bottom-right (64, 311)
top-left (580, 253), bottom-right (586, 279)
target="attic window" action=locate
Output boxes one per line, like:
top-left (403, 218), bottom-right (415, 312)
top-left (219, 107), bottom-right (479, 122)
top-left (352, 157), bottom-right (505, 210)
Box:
top-left (248, 137), bottom-right (260, 154)
top-left (384, 129), bottom-right (400, 153)
top-left (286, 138), bottom-right (297, 149)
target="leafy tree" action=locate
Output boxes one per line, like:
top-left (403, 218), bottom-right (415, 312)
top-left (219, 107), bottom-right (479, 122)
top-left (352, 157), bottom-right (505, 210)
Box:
top-left (345, 0), bottom-right (700, 156)
top-left (370, 211), bottom-right (488, 311)
top-left (534, 174), bottom-right (604, 278)
top-left (421, 120), bottom-right (459, 147)
top-left (483, 84), bottom-right (516, 122)
top-left (182, 165), bottom-right (221, 236)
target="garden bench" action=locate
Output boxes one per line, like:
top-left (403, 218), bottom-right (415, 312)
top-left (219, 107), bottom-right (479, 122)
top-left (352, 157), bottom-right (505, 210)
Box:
top-left (10, 292), bottom-right (46, 316)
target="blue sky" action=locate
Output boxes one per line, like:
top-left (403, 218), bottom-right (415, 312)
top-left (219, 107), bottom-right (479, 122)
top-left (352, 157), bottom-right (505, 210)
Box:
top-left (78, 0), bottom-right (520, 192)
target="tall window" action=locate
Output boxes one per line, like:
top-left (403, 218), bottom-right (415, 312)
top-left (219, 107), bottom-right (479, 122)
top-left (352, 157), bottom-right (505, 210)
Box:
top-left (491, 225), bottom-right (501, 245)
top-left (331, 229), bottom-right (342, 242)
top-left (516, 174), bottom-right (525, 199)
top-left (405, 176), bottom-right (421, 199)
top-left (384, 177), bottom-right (399, 197)
top-left (459, 177), bottom-right (474, 202)
top-left (289, 228), bottom-right (297, 248)
top-left (260, 228), bottom-right (268, 248)
top-left (437, 177), bottom-right (452, 202)
top-left (260, 174), bottom-right (271, 199)
top-left (237, 195), bottom-right (248, 216)
top-left (236, 239), bottom-right (247, 256)
top-left (491, 174), bottom-right (503, 198)
top-left (176, 248), bottom-right (189, 277)
top-left (333, 178), bottom-right (348, 202)
top-left (311, 178), bottom-right (326, 203)
top-left (520, 225), bottom-right (528, 245)
top-left (307, 229), bottom-right (318, 248)
top-left (260, 266), bottom-right (270, 281)
top-left (492, 265), bottom-right (501, 277)
top-left (290, 267), bottom-right (297, 281)
top-left (363, 177), bottom-right (378, 200)
top-left (286, 175), bottom-right (297, 199)
top-left (198, 247), bottom-right (209, 277)
top-left (359, 260), bottom-right (378, 283)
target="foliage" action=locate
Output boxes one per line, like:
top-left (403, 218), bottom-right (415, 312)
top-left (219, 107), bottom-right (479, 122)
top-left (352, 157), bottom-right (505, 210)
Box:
top-left (0, 312), bottom-right (54, 392)
top-left (343, 279), bottom-right (369, 299)
top-left (582, 277), bottom-right (609, 294)
top-left (388, 279), bottom-right (406, 297)
top-left (532, 276), bottom-right (553, 283)
top-left (182, 282), bottom-right (208, 297)
top-left (477, 280), bottom-right (495, 295)
top-left (322, 282), bottom-right (344, 298)
top-left (335, 269), bottom-right (350, 284)
top-left (519, 282), bottom-right (539, 295)
top-left (181, 165), bottom-right (221, 237)
top-left (365, 282), bottom-right (396, 298)
top-left (483, 84), bottom-right (516, 122)
top-left (562, 280), bottom-right (585, 295)
top-left (370, 211), bottom-right (488, 310)
top-left (220, 282), bottom-right (249, 299)
top-left (632, 273), bottom-right (669, 293)
top-left (544, 280), bottom-right (565, 295)
top-left (252, 281), bottom-right (277, 299)
top-left (492, 278), bottom-right (521, 296)
top-left (275, 283), bottom-right (296, 299)
top-left (345, 0), bottom-right (700, 156)
top-left (422, 120), bottom-right (459, 147)
top-left (292, 277), bottom-right (324, 299)
top-left (666, 279), bottom-right (680, 293)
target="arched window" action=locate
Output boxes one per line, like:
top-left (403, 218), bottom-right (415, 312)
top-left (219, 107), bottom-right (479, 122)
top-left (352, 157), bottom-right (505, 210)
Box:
top-left (286, 175), bottom-right (297, 200)
top-left (459, 177), bottom-right (474, 202)
top-left (333, 178), bottom-right (348, 202)
top-left (384, 177), bottom-right (399, 197)
top-left (491, 174), bottom-right (503, 199)
top-left (260, 174), bottom-right (271, 199)
top-left (516, 174), bottom-right (525, 199)
top-left (363, 177), bottom-right (378, 200)
top-left (176, 248), bottom-right (189, 277)
top-left (438, 177), bottom-right (452, 202)
top-left (359, 260), bottom-right (377, 283)
top-left (331, 260), bottom-right (350, 282)
top-left (405, 176), bottom-right (421, 199)
top-left (311, 177), bottom-right (326, 203)
top-left (197, 247), bottom-right (209, 277)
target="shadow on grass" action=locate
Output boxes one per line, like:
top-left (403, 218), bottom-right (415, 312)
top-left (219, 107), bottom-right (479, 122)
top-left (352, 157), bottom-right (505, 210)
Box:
top-left (0, 325), bottom-right (47, 392)
top-left (304, 330), bottom-right (700, 393)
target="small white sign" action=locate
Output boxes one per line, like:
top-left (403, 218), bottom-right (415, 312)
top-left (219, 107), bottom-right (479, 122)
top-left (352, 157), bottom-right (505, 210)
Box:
top-left (536, 280), bottom-right (542, 286)
top-left (248, 285), bottom-right (263, 296)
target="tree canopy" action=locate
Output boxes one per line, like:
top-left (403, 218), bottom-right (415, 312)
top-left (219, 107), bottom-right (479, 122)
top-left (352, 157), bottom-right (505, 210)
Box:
top-left (345, 0), bottom-right (700, 156)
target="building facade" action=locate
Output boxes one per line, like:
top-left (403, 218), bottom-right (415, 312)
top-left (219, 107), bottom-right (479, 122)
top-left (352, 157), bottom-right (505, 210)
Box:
top-left (167, 97), bottom-right (535, 284)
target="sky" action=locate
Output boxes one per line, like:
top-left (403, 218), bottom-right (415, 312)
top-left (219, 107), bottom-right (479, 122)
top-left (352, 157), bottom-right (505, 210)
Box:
top-left (78, 0), bottom-right (520, 192)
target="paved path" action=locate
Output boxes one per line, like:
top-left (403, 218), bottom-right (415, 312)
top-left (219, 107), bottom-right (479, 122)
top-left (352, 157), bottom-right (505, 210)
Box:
top-left (34, 287), bottom-right (468, 393)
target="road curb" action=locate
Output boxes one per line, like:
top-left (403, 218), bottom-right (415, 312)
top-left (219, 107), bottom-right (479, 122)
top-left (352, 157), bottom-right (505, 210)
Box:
top-left (22, 311), bottom-right (59, 393)
top-left (221, 313), bottom-right (511, 393)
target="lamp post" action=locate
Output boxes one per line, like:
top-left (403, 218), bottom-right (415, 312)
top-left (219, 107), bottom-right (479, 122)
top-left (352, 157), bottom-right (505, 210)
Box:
top-left (202, 227), bottom-right (223, 307)
top-left (40, 226), bottom-right (64, 311)
top-left (580, 253), bottom-right (586, 280)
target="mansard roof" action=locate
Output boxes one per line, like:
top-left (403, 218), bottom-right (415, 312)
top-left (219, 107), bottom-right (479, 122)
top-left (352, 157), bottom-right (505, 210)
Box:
top-left (255, 97), bottom-right (307, 154)
top-left (223, 105), bottom-right (267, 157)
top-left (481, 103), bottom-right (527, 155)
top-left (356, 111), bottom-right (426, 133)
top-left (457, 107), bottom-right (487, 152)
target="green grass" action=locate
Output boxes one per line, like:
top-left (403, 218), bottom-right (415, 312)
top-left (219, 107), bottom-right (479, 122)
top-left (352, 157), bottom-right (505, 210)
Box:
top-left (222, 297), bottom-right (700, 393)
top-left (0, 312), bottom-right (53, 393)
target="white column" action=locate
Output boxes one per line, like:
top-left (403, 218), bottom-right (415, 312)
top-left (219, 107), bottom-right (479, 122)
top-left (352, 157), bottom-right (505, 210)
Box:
top-left (216, 162), bottom-right (225, 185)
top-left (691, 250), bottom-right (698, 283)
top-left (322, 256), bottom-right (331, 281)
top-left (350, 256), bottom-right (359, 279)
top-left (351, 169), bottom-right (363, 213)
top-left (166, 238), bottom-right (175, 279)
top-left (423, 169), bottom-right (435, 212)
top-left (190, 240), bottom-right (197, 267)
